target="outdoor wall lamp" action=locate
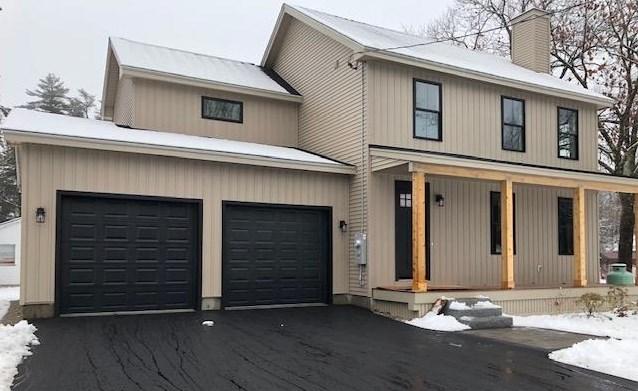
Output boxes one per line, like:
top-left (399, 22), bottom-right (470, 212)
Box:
top-left (435, 194), bottom-right (445, 207)
top-left (339, 220), bottom-right (348, 232)
top-left (35, 207), bottom-right (46, 223)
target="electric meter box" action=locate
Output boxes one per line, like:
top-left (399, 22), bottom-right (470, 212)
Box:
top-left (353, 232), bottom-right (367, 265)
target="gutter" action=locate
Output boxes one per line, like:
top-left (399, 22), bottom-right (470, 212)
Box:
top-left (3, 129), bottom-right (356, 176)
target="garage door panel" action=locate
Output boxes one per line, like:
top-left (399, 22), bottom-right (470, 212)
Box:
top-left (58, 194), bottom-right (199, 314)
top-left (223, 203), bottom-right (329, 308)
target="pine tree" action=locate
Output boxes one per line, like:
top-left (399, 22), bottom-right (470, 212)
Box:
top-left (22, 73), bottom-right (69, 114)
top-left (67, 89), bottom-right (96, 118)
top-left (0, 137), bottom-right (20, 221)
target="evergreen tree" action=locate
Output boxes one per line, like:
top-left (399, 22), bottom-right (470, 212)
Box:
top-left (22, 73), bottom-right (69, 114)
top-left (67, 89), bottom-right (96, 118)
top-left (0, 138), bottom-right (20, 221)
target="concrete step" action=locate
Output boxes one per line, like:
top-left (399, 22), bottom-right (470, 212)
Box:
top-left (457, 315), bottom-right (514, 330)
top-left (445, 307), bottom-right (503, 319)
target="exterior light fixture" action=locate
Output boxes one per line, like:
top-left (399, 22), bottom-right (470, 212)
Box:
top-left (339, 220), bottom-right (348, 232)
top-left (435, 194), bottom-right (445, 207)
top-left (35, 207), bottom-right (46, 223)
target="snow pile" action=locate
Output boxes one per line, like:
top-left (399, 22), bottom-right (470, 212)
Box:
top-left (513, 313), bottom-right (637, 340)
top-left (550, 339), bottom-right (638, 382)
top-left (0, 287), bottom-right (19, 320)
top-left (0, 321), bottom-right (39, 391)
top-left (405, 312), bottom-right (470, 332)
top-left (202, 320), bottom-right (215, 327)
top-left (448, 300), bottom-right (501, 311)
top-left (514, 312), bottom-right (638, 381)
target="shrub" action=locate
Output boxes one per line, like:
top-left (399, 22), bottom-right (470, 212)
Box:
top-left (607, 287), bottom-right (630, 317)
top-left (577, 293), bottom-right (606, 317)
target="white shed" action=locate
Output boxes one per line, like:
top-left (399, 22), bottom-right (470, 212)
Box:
top-left (0, 218), bottom-right (20, 286)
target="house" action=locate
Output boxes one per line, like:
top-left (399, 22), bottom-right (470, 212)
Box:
top-left (2, 5), bottom-right (638, 319)
top-left (0, 218), bottom-right (20, 286)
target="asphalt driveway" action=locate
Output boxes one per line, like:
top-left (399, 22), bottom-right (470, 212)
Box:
top-left (13, 306), bottom-right (636, 390)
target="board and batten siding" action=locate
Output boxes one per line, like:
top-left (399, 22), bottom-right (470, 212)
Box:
top-left (130, 78), bottom-right (299, 146)
top-left (366, 61), bottom-right (599, 171)
top-left (271, 17), bottom-right (369, 295)
top-left (113, 76), bottom-right (135, 127)
top-left (18, 144), bottom-right (349, 305)
top-left (369, 174), bottom-right (599, 289)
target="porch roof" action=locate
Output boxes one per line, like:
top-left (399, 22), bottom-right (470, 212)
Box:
top-left (369, 145), bottom-right (638, 193)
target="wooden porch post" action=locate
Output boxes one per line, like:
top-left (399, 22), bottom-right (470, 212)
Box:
top-left (501, 179), bottom-right (515, 289)
top-left (412, 171), bottom-right (427, 292)
top-left (573, 186), bottom-right (587, 287)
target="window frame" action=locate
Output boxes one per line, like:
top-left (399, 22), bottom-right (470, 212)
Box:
top-left (557, 107), bottom-right (579, 160)
top-left (558, 197), bottom-right (574, 255)
top-left (490, 191), bottom-right (517, 255)
top-left (413, 79), bottom-right (443, 141)
top-left (0, 244), bottom-right (16, 266)
top-left (201, 96), bottom-right (244, 123)
top-left (501, 96), bottom-right (526, 152)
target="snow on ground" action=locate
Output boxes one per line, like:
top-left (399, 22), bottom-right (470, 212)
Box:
top-left (0, 321), bottom-right (39, 391)
top-left (513, 312), bottom-right (637, 340)
top-left (448, 300), bottom-right (501, 311)
top-left (549, 339), bottom-right (638, 382)
top-left (514, 312), bottom-right (638, 382)
top-left (0, 287), bottom-right (19, 321)
top-left (0, 286), bottom-right (39, 391)
top-left (405, 312), bottom-right (470, 332)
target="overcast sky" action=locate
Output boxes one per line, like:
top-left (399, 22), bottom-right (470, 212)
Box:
top-left (0, 0), bottom-right (452, 108)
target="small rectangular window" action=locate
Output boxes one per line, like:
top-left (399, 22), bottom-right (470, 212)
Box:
top-left (501, 97), bottom-right (525, 152)
top-left (558, 107), bottom-right (578, 160)
top-left (201, 97), bottom-right (243, 123)
top-left (490, 192), bottom-right (516, 255)
top-left (0, 244), bottom-right (15, 265)
top-left (558, 197), bottom-right (574, 255)
top-left (413, 80), bottom-right (442, 141)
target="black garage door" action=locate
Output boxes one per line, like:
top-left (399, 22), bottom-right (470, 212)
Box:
top-left (222, 203), bottom-right (330, 308)
top-left (57, 193), bottom-right (200, 315)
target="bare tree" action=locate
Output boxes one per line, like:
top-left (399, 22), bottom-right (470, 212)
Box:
top-left (423, 0), bottom-right (638, 270)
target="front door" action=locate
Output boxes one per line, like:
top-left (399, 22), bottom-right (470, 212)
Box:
top-left (394, 181), bottom-right (430, 280)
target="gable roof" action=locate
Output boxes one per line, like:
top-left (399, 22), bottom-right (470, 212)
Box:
top-left (2, 109), bottom-right (354, 175)
top-left (263, 4), bottom-right (612, 107)
top-left (108, 37), bottom-right (301, 102)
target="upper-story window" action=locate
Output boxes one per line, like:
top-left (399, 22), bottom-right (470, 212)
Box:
top-left (413, 79), bottom-right (442, 141)
top-left (501, 96), bottom-right (525, 152)
top-left (558, 107), bottom-right (579, 160)
top-left (202, 96), bottom-right (243, 123)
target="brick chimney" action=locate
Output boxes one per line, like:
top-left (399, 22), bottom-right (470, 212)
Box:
top-left (510, 8), bottom-right (550, 73)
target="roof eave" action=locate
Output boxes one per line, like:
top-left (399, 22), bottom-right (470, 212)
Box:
top-left (261, 4), bottom-right (365, 67)
top-left (119, 65), bottom-right (303, 103)
top-left (3, 129), bottom-right (354, 175)
top-left (359, 51), bottom-right (614, 108)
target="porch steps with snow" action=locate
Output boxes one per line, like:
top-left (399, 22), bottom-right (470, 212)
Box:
top-left (443, 298), bottom-right (513, 330)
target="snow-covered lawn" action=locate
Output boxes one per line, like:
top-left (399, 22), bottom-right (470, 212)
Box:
top-left (0, 287), bottom-right (19, 321)
top-left (514, 312), bottom-right (638, 382)
top-left (0, 286), bottom-right (39, 391)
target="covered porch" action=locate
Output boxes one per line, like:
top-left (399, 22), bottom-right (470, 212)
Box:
top-left (368, 146), bottom-right (638, 316)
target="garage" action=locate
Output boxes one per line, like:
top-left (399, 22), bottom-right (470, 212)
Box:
top-left (57, 193), bottom-right (201, 315)
top-left (222, 202), bottom-right (331, 308)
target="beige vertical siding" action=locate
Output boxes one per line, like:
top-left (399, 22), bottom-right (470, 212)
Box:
top-left (18, 144), bottom-right (349, 305)
top-left (366, 61), bottom-right (599, 171)
top-left (113, 76), bottom-right (135, 127)
top-left (132, 78), bottom-right (299, 146)
top-left (271, 18), bottom-right (369, 295)
top-left (511, 14), bottom-right (551, 73)
top-left (369, 173), bottom-right (599, 289)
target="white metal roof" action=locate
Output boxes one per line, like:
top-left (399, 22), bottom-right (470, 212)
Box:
top-left (2, 109), bottom-right (352, 174)
top-left (269, 4), bottom-right (611, 106)
top-left (110, 37), bottom-right (297, 97)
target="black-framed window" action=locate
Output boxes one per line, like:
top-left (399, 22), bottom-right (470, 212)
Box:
top-left (558, 107), bottom-right (579, 160)
top-left (413, 79), bottom-right (442, 141)
top-left (558, 197), bottom-right (574, 255)
top-left (501, 96), bottom-right (525, 152)
top-left (201, 96), bottom-right (243, 123)
top-left (490, 191), bottom-right (516, 255)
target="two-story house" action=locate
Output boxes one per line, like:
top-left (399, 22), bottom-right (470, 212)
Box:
top-left (4, 4), bottom-right (638, 319)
